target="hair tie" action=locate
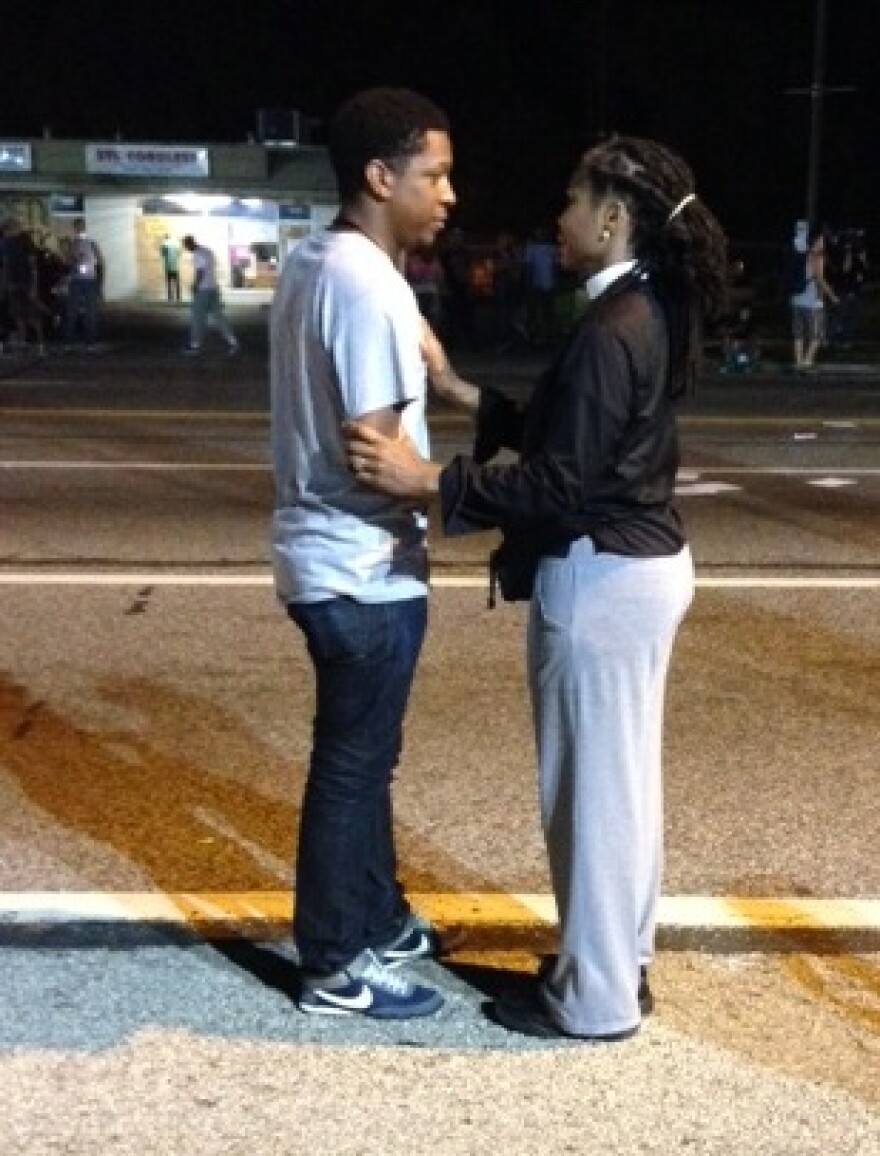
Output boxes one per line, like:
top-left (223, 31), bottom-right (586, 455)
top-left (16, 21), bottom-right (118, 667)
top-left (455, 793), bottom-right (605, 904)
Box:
top-left (666, 192), bottom-right (696, 224)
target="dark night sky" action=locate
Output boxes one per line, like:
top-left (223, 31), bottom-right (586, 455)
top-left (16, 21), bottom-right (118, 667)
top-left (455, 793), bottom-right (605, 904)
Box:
top-left (2, 0), bottom-right (876, 243)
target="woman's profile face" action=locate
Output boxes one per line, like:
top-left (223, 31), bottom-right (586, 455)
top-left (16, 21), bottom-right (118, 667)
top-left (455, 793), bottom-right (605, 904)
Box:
top-left (557, 184), bottom-right (605, 275)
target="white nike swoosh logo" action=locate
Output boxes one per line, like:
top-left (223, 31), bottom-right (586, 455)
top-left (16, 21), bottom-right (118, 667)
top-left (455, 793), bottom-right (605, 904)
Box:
top-left (314, 985), bottom-right (373, 1011)
top-left (384, 933), bottom-right (429, 958)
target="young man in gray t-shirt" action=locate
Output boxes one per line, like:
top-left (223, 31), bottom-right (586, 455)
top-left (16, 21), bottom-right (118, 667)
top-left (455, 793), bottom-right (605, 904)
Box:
top-left (269, 88), bottom-right (455, 1019)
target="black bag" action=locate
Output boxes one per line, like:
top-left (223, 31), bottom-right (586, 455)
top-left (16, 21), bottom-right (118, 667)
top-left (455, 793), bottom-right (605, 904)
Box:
top-left (488, 537), bottom-right (542, 606)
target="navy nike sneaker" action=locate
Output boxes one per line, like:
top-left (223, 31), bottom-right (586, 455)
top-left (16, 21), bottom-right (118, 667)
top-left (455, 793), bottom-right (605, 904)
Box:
top-left (298, 948), bottom-right (443, 1019)
top-left (374, 912), bottom-right (442, 968)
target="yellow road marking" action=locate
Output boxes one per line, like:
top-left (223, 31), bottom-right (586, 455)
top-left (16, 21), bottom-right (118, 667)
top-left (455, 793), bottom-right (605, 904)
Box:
top-left (1, 892), bottom-right (878, 932)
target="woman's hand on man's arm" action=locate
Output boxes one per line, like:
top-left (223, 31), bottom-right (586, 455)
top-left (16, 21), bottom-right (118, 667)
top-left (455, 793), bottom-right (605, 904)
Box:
top-left (343, 420), bottom-right (443, 501)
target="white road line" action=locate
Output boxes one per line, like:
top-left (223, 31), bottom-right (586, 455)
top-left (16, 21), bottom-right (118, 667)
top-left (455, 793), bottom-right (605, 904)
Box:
top-left (0, 461), bottom-right (265, 470)
top-left (1, 408), bottom-right (879, 428)
top-left (0, 892), bottom-right (877, 933)
top-left (1, 461), bottom-right (879, 475)
top-left (432, 575), bottom-right (880, 590)
top-left (0, 573), bottom-right (276, 586)
top-left (0, 408), bottom-right (271, 422)
top-left (675, 482), bottom-right (743, 495)
top-left (0, 573), bottom-right (877, 590)
top-left (692, 467), bottom-right (880, 476)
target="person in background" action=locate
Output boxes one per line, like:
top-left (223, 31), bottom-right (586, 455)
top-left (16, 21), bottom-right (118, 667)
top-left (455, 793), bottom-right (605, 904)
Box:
top-left (522, 224), bottom-right (559, 344)
top-left (491, 230), bottom-right (526, 351)
top-left (345, 134), bottom-right (727, 1041)
top-left (181, 234), bottom-right (239, 356)
top-left (33, 232), bottom-right (67, 338)
top-left (4, 220), bottom-right (48, 356)
top-left (830, 230), bottom-right (868, 348)
top-left (437, 226), bottom-right (478, 351)
top-left (720, 257), bottom-right (759, 373)
top-left (159, 233), bottom-right (181, 302)
top-left (405, 245), bottom-right (444, 328)
top-left (63, 216), bottom-right (103, 350)
top-left (791, 227), bottom-right (837, 372)
top-left (270, 87), bottom-right (455, 1020)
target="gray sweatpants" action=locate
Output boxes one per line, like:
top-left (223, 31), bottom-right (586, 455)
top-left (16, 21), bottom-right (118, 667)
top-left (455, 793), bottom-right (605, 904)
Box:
top-left (527, 539), bottom-right (694, 1036)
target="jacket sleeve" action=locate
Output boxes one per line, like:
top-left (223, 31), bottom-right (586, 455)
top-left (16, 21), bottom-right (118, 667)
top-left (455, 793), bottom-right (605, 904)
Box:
top-left (440, 321), bottom-right (635, 536)
top-left (473, 386), bottom-right (526, 463)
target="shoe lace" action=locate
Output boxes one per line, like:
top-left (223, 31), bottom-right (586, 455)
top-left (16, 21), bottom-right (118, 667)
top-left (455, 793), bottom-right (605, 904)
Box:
top-left (361, 953), bottom-right (412, 997)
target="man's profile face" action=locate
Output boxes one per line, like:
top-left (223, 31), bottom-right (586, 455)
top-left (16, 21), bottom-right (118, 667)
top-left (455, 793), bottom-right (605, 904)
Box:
top-left (386, 130), bottom-right (455, 250)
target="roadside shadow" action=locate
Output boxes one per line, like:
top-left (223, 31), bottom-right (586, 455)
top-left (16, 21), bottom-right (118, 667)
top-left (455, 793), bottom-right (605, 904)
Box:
top-left (0, 669), bottom-right (514, 916)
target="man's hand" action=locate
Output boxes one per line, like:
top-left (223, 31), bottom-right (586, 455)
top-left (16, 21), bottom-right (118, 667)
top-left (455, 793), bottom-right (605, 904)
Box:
top-left (419, 318), bottom-right (480, 414)
top-left (343, 421), bottom-right (442, 500)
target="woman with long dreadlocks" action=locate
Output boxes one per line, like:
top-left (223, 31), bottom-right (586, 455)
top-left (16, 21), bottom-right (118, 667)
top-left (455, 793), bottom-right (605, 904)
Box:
top-left (344, 136), bottom-right (728, 1039)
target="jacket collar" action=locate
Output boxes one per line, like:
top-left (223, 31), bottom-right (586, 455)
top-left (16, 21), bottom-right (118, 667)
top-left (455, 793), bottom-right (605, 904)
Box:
top-left (585, 259), bottom-right (638, 300)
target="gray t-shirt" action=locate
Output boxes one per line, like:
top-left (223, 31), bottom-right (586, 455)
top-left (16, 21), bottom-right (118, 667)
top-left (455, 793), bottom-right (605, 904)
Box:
top-left (270, 229), bottom-right (430, 603)
top-left (192, 244), bottom-right (218, 291)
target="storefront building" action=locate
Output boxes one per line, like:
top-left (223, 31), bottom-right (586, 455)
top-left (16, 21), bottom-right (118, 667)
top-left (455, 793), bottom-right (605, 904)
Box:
top-left (0, 137), bottom-right (338, 300)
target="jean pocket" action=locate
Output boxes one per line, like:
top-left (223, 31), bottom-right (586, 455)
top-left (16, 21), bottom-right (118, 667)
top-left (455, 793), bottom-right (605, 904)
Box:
top-left (289, 598), bottom-right (393, 665)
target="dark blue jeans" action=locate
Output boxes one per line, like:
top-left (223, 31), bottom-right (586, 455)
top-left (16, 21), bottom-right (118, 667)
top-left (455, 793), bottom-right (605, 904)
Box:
top-left (287, 595), bottom-right (428, 974)
top-left (64, 278), bottom-right (100, 344)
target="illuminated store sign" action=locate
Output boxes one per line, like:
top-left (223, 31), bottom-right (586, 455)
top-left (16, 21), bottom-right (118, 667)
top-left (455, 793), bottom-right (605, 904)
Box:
top-left (86, 144), bottom-right (210, 178)
top-left (0, 144), bottom-right (32, 172)
top-left (279, 203), bottom-right (311, 220)
top-left (48, 194), bottom-right (85, 215)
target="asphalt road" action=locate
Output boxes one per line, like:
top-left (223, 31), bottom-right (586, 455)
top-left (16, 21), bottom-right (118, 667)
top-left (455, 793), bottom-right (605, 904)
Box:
top-left (0, 301), bottom-right (878, 1155)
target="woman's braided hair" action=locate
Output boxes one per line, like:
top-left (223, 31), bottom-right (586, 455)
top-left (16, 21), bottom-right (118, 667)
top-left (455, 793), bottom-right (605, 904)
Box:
top-left (572, 136), bottom-right (728, 397)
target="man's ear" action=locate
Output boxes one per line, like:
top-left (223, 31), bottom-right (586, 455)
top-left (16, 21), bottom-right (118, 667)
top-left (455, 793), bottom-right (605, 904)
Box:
top-left (364, 159), bottom-right (396, 202)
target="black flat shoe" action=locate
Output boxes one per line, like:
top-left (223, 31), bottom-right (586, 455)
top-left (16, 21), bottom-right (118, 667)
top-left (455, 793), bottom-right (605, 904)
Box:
top-left (489, 989), bottom-right (639, 1042)
top-left (638, 967), bottom-right (655, 1016)
top-left (537, 957), bottom-right (655, 1017)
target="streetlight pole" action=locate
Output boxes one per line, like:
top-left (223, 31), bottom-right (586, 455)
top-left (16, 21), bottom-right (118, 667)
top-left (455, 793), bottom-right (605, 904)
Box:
top-left (785, 0), bottom-right (855, 227)
top-left (595, 0), bottom-right (609, 139)
top-left (805, 0), bottom-right (827, 226)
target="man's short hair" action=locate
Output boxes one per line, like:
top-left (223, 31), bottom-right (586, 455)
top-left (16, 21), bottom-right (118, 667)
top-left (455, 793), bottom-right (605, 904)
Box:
top-left (182, 234), bottom-right (196, 251)
top-left (328, 87), bottom-right (449, 202)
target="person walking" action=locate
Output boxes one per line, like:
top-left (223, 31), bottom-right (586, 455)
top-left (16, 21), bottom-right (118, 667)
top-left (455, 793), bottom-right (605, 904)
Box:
top-left (345, 135), bottom-right (728, 1040)
top-left (181, 235), bottom-right (239, 356)
top-left (270, 87), bottom-right (455, 1019)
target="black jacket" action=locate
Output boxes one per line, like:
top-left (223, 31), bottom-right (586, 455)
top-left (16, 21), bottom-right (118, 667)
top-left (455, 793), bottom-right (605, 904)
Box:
top-left (439, 270), bottom-right (687, 561)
